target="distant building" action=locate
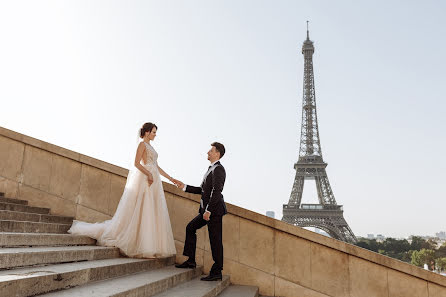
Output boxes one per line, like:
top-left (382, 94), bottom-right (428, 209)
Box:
top-left (376, 234), bottom-right (385, 241)
top-left (266, 211), bottom-right (275, 218)
top-left (367, 234), bottom-right (375, 239)
top-left (436, 231), bottom-right (446, 240)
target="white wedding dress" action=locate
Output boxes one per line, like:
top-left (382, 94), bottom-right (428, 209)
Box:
top-left (68, 142), bottom-right (176, 258)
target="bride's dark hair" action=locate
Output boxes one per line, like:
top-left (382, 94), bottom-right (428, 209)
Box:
top-left (140, 122), bottom-right (158, 138)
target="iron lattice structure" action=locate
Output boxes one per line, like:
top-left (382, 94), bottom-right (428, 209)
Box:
top-left (282, 24), bottom-right (357, 243)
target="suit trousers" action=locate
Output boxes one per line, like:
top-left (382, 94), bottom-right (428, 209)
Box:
top-left (183, 213), bottom-right (223, 274)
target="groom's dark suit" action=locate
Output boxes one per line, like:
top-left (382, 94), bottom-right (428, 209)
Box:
top-left (183, 161), bottom-right (227, 275)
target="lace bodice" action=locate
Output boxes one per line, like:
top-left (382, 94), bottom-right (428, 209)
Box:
top-left (143, 142), bottom-right (158, 165)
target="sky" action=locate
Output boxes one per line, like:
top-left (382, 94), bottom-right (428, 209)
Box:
top-left (1, 0), bottom-right (445, 239)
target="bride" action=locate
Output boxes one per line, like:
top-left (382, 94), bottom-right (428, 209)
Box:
top-left (68, 122), bottom-right (177, 258)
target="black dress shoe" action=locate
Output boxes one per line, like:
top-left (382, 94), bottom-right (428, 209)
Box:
top-left (200, 274), bottom-right (222, 281)
top-left (175, 261), bottom-right (196, 268)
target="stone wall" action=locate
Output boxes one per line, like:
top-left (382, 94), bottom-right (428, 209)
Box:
top-left (1, 126), bottom-right (445, 297)
top-left (0, 127), bottom-right (126, 222)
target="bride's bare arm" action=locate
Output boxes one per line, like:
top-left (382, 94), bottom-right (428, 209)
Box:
top-left (134, 143), bottom-right (153, 181)
top-left (157, 165), bottom-right (175, 182)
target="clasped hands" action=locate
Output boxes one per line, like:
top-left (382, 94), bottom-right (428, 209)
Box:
top-left (170, 178), bottom-right (184, 189)
top-left (169, 177), bottom-right (211, 221)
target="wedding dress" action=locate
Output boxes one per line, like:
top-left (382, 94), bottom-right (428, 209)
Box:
top-left (68, 142), bottom-right (176, 258)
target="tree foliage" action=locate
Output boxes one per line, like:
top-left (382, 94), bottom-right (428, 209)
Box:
top-left (436, 258), bottom-right (446, 272)
top-left (411, 249), bottom-right (436, 270)
top-left (356, 236), bottom-right (445, 273)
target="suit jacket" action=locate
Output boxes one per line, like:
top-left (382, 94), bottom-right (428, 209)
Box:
top-left (185, 161), bottom-right (227, 216)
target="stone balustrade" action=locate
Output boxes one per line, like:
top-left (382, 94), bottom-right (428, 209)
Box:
top-left (1, 126), bottom-right (445, 297)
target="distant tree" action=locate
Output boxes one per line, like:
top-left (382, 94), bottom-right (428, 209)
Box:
top-left (382, 238), bottom-right (410, 254)
top-left (368, 239), bottom-right (381, 252)
top-left (355, 239), bottom-right (380, 253)
top-left (410, 236), bottom-right (428, 250)
top-left (436, 258), bottom-right (446, 272)
top-left (411, 250), bottom-right (423, 267)
top-left (356, 241), bottom-right (370, 250)
top-left (357, 237), bottom-right (443, 268)
top-left (426, 238), bottom-right (438, 250)
top-left (411, 249), bottom-right (436, 269)
top-left (401, 251), bottom-right (413, 263)
top-left (436, 243), bottom-right (446, 258)
top-left (419, 249), bottom-right (436, 271)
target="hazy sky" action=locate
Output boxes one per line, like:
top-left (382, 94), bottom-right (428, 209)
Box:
top-left (1, 1), bottom-right (445, 238)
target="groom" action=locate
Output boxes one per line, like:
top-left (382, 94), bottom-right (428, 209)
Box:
top-left (174, 142), bottom-right (227, 281)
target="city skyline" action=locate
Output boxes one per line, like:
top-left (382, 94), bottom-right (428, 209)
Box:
top-left (1, 1), bottom-right (445, 238)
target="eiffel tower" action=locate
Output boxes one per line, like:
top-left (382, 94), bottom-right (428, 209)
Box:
top-left (282, 23), bottom-right (357, 243)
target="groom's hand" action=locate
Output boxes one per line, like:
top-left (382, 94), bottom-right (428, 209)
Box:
top-left (203, 211), bottom-right (211, 221)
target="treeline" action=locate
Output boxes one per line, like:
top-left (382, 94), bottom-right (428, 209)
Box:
top-left (355, 236), bottom-right (446, 272)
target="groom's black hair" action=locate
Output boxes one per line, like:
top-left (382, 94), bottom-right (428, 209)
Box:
top-left (211, 142), bottom-right (225, 158)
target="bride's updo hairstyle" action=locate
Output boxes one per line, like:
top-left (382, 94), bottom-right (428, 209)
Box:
top-left (140, 122), bottom-right (158, 138)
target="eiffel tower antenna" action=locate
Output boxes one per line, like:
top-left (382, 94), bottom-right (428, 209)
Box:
top-left (306, 20), bottom-right (309, 39)
top-left (282, 24), bottom-right (357, 243)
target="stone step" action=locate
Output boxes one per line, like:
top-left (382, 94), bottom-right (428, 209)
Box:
top-left (0, 220), bottom-right (71, 234)
top-left (151, 274), bottom-right (230, 297)
top-left (0, 210), bottom-right (73, 224)
top-left (0, 201), bottom-right (50, 214)
top-left (38, 265), bottom-right (202, 297)
top-left (0, 196), bottom-right (28, 205)
top-left (0, 232), bottom-right (95, 247)
top-left (219, 285), bottom-right (259, 297)
top-left (0, 256), bottom-right (175, 297)
top-left (0, 246), bottom-right (120, 269)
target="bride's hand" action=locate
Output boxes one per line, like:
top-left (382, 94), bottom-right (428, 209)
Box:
top-left (147, 175), bottom-right (154, 186)
top-left (170, 178), bottom-right (181, 186)
top-left (175, 180), bottom-right (185, 189)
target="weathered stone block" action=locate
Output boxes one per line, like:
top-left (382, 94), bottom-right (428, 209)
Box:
top-left (22, 145), bottom-right (53, 192)
top-left (108, 174), bottom-right (126, 215)
top-left (0, 135), bottom-right (25, 181)
top-left (388, 269), bottom-right (428, 297)
top-left (349, 255), bottom-right (389, 297)
top-left (0, 176), bottom-right (19, 198)
top-left (239, 218), bottom-right (274, 274)
top-left (214, 255), bottom-right (274, 296)
top-left (75, 204), bottom-right (111, 223)
top-left (222, 214), bottom-right (239, 262)
top-left (18, 184), bottom-right (75, 217)
top-left (274, 230), bottom-right (311, 287)
top-left (78, 165), bottom-right (111, 213)
top-left (49, 154), bottom-right (81, 202)
top-left (428, 282), bottom-right (446, 297)
top-left (310, 243), bottom-right (349, 297)
top-left (275, 276), bottom-right (331, 297)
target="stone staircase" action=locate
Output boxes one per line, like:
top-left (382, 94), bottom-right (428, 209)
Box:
top-left (0, 192), bottom-right (259, 297)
